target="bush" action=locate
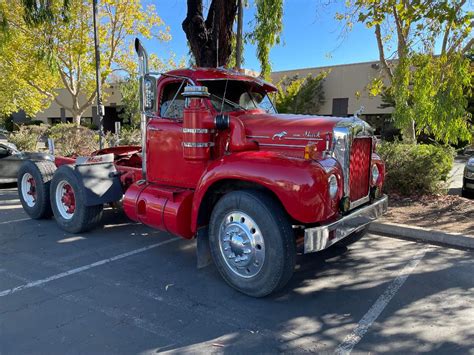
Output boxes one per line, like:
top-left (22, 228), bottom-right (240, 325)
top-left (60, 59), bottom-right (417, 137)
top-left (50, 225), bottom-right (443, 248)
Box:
top-left (378, 142), bottom-right (455, 196)
top-left (48, 123), bottom-right (98, 157)
top-left (104, 126), bottom-right (141, 147)
top-left (8, 125), bottom-right (48, 151)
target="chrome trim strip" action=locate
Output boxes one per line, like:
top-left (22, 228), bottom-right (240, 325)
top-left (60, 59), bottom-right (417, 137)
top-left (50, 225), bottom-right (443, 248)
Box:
top-left (183, 128), bottom-right (214, 134)
top-left (285, 137), bottom-right (323, 141)
top-left (182, 142), bottom-right (215, 148)
top-left (258, 143), bottom-right (306, 148)
top-left (246, 136), bottom-right (323, 141)
top-left (304, 195), bottom-right (388, 254)
top-left (247, 135), bottom-right (270, 139)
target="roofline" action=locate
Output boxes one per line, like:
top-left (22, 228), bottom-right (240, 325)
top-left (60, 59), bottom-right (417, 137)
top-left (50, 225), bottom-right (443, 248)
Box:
top-left (271, 59), bottom-right (396, 74)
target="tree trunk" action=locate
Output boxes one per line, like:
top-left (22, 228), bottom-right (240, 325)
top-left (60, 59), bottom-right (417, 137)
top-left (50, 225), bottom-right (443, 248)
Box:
top-left (403, 119), bottom-right (416, 143)
top-left (182, 0), bottom-right (238, 67)
top-left (72, 112), bottom-right (82, 126)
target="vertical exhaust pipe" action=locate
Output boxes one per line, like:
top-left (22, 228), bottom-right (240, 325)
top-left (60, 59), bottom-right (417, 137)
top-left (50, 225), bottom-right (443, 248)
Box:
top-left (134, 38), bottom-right (149, 180)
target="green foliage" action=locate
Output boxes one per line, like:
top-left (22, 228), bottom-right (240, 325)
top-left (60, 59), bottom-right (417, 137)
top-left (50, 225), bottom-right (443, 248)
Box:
top-left (119, 77), bottom-right (140, 127)
top-left (104, 126), bottom-right (141, 147)
top-left (248, 0), bottom-right (283, 79)
top-left (48, 123), bottom-right (98, 157)
top-left (276, 72), bottom-right (327, 114)
top-left (8, 124), bottom-right (48, 151)
top-left (378, 142), bottom-right (455, 196)
top-left (338, 0), bottom-right (473, 144)
top-left (0, 0), bottom-right (171, 125)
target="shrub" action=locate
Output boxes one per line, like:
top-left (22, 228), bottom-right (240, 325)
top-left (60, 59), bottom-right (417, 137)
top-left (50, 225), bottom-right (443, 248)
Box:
top-left (48, 123), bottom-right (98, 157)
top-left (378, 142), bottom-right (455, 196)
top-left (104, 126), bottom-right (141, 147)
top-left (8, 125), bottom-right (48, 151)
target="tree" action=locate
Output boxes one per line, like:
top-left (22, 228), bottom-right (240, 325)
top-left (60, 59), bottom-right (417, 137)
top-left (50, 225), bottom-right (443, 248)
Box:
top-left (182, 0), bottom-right (284, 80)
top-left (338, 0), bottom-right (473, 144)
top-left (0, 0), bottom-right (170, 126)
top-left (276, 72), bottom-right (327, 114)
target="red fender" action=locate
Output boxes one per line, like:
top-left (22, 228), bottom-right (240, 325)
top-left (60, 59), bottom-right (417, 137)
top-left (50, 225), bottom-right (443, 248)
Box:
top-left (191, 151), bottom-right (344, 233)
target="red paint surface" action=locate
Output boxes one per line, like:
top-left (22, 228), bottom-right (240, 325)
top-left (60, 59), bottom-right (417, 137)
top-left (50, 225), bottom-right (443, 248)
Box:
top-left (349, 138), bottom-right (372, 201)
top-left (53, 68), bottom-right (386, 240)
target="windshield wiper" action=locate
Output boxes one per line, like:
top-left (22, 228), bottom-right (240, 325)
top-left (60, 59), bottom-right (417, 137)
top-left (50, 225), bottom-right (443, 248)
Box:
top-left (210, 94), bottom-right (245, 111)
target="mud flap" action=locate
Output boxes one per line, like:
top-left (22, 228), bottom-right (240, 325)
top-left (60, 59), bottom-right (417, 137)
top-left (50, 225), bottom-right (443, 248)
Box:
top-left (196, 226), bottom-right (212, 269)
top-left (74, 154), bottom-right (123, 206)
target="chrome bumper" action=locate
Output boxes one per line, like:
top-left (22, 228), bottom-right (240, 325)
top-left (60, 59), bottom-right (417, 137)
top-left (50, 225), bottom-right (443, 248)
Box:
top-left (304, 195), bottom-right (388, 253)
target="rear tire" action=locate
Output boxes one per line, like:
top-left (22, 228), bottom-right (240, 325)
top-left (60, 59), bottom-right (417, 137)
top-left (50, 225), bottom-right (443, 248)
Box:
top-left (17, 160), bottom-right (56, 219)
top-left (50, 165), bottom-right (103, 233)
top-left (336, 226), bottom-right (369, 247)
top-left (209, 190), bottom-right (296, 297)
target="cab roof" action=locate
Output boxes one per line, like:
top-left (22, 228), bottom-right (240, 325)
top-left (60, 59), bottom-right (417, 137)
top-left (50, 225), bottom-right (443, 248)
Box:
top-left (164, 67), bottom-right (277, 92)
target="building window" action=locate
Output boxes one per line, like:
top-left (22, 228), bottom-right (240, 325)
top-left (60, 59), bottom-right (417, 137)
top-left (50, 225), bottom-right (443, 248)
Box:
top-left (332, 98), bottom-right (349, 116)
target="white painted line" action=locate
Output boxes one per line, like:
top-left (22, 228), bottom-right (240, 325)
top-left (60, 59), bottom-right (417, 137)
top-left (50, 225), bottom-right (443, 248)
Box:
top-left (0, 217), bottom-right (30, 225)
top-left (335, 247), bottom-right (429, 354)
top-left (0, 237), bottom-right (180, 297)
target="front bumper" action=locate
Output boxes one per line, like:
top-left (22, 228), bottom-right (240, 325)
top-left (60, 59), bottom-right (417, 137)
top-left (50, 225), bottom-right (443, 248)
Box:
top-left (304, 195), bottom-right (388, 253)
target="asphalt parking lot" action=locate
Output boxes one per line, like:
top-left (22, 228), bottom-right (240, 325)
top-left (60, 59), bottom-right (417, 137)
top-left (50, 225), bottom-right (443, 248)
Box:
top-left (0, 184), bottom-right (473, 354)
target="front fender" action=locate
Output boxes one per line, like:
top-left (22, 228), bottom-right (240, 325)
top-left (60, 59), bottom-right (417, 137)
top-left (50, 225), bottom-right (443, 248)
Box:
top-left (191, 151), bottom-right (343, 232)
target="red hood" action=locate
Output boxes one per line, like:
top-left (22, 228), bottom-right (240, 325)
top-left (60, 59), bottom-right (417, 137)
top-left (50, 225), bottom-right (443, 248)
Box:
top-left (238, 113), bottom-right (349, 156)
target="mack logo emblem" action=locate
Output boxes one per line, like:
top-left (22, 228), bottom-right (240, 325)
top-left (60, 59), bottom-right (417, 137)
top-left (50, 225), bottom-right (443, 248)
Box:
top-left (304, 131), bottom-right (321, 138)
top-left (272, 131), bottom-right (287, 140)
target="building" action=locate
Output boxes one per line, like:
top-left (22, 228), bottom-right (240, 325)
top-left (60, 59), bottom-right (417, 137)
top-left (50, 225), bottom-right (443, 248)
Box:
top-left (16, 84), bottom-right (125, 132)
top-left (271, 60), bottom-right (397, 138)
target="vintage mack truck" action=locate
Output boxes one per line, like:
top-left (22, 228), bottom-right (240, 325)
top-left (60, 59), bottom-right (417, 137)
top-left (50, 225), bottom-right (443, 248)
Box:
top-left (17, 39), bottom-right (387, 297)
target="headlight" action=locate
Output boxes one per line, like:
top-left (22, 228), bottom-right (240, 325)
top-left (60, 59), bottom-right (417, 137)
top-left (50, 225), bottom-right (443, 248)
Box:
top-left (371, 164), bottom-right (380, 184)
top-left (328, 174), bottom-right (338, 198)
top-left (468, 158), bottom-right (474, 167)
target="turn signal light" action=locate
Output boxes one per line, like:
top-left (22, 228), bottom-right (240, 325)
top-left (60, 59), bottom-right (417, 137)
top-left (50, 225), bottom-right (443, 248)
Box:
top-left (304, 143), bottom-right (318, 160)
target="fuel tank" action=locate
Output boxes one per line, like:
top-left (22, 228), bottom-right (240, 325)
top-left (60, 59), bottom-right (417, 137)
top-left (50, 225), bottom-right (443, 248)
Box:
top-left (123, 182), bottom-right (194, 238)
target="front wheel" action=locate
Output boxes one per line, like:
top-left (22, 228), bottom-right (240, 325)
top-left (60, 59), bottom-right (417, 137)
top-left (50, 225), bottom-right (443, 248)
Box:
top-left (50, 166), bottom-right (103, 233)
top-left (209, 190), bottom-right (296, 297)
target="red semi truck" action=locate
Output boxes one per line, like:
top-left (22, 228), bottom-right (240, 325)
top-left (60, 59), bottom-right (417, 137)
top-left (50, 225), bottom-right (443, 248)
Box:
top-left (17, 39), bottom-right (387, 297)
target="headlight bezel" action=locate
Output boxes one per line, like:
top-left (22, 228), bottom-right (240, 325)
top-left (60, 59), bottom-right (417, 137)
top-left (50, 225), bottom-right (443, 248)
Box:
top-left (371, 164), bottom-right (380, 185)
top-left (328, 174), bottom-right (338, 199)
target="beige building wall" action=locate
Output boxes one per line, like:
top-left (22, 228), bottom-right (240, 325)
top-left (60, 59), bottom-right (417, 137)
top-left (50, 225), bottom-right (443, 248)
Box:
top-left (34, 84), bottom-right (122, 124)
top-left (271, 60), bottom-right (393, 116)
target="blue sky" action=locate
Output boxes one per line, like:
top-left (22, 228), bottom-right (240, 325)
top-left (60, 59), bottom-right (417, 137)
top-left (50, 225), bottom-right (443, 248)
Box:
top-left (144, 1), bottom-right (383, 73)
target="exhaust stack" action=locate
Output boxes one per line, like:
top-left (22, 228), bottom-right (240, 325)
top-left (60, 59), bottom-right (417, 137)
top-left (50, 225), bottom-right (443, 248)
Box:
top-left (134, 38), bottom-right (149, 180)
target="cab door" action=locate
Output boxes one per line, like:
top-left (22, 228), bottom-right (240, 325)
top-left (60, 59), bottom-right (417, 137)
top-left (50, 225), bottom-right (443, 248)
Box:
top-left (146, 78), bottom-right (208, 188)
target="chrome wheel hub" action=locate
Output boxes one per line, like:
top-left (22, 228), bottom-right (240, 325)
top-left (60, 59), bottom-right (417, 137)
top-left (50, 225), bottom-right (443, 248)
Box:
top-left (21, 173), bottom-right (36, 207)
top-left (218, 211), bottom-right (265, 278)
top-left (55, 180), bottom-right (75, 220)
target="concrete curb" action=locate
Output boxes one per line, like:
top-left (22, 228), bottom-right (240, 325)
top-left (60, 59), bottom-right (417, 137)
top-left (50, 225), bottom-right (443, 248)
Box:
top-left (369, 222), bottom-right (474, 250)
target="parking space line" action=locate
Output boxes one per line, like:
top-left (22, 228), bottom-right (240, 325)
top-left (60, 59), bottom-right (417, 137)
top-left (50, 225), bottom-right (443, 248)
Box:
top-left (335, 246), bottom-right (429, 354)
top-left (0, 237), bottom-right (180, 298)
top-left (0, 218), bottom-right (30, 225)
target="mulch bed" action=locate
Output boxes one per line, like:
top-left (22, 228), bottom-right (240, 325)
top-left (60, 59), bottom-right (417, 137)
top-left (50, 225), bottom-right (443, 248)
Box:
top-left (382, 194), bottom-right (474, 236)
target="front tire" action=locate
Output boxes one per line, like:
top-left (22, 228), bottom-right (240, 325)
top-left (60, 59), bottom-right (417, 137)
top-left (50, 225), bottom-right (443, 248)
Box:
top-left (17, 160), bottom-right (56, 219)
top-left (50, 165), bottom-right (103, 233)
top-left (209, 190), bottom-right (296, 297)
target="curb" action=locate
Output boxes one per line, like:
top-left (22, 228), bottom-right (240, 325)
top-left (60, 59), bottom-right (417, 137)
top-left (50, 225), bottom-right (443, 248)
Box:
top-left (369, 222), bottom-right (474, 250)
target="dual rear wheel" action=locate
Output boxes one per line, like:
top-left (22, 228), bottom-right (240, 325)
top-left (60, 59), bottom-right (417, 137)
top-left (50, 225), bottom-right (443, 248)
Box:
top-left (18, 163), bottom-right (103, 233)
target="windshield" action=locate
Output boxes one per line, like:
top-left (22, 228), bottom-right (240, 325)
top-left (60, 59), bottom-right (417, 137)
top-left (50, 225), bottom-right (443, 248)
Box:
top-left (201, 80), bottom-right (277, 114)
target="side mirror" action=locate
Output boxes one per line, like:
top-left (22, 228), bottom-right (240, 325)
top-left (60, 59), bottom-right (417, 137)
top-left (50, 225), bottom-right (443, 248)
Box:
top-left (140, 74), bottom-right (157, 112)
